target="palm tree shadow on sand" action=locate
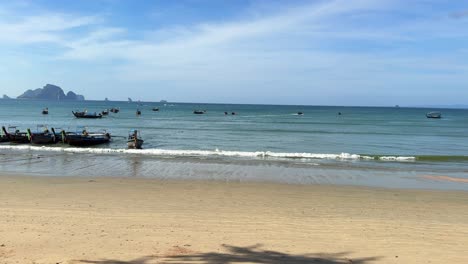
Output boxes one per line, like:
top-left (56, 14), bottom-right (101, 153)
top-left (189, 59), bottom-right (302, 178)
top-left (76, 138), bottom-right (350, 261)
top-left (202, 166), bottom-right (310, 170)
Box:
top-left (78, 244), bottom-right (381, 264)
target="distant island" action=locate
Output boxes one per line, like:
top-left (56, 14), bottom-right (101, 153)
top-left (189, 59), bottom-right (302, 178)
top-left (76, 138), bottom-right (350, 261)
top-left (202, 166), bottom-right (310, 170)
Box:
top-left (17, 84), bottom-right (85, 101)
top-left (2, 94), bottom-right (11, 100)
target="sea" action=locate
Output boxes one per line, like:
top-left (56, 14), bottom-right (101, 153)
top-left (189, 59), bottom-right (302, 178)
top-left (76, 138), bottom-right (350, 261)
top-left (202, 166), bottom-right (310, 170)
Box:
top-left (1, 99), bottom-right (467, 190)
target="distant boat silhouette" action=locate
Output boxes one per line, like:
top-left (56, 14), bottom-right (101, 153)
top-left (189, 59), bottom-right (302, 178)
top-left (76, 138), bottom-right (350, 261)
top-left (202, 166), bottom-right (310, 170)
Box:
top-left (72, 110), bottom-right (103, 119)
top-left (426, 112), bottom-right (441, 119)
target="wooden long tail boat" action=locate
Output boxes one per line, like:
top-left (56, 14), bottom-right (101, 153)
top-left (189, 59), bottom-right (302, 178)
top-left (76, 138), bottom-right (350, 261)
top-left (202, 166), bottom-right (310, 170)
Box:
top-left (72, 111), bottom-right (103, 119)
top-left (1, 126), bottom-right (30, 144)
top-left (26, 126), bottom-right (59, 145)
top-left (42, 108), bottom-right (49, 115)
top-left (61, 129), bottom-right (111, 146)
top-left (127, 130), bottom-right (144, 149)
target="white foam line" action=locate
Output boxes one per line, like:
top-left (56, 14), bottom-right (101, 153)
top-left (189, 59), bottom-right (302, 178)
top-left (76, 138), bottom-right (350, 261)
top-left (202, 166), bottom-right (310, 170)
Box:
top-left (378, 156), bottom-right (416, 161)
top-left (0, 145), bottom-right (415, 161)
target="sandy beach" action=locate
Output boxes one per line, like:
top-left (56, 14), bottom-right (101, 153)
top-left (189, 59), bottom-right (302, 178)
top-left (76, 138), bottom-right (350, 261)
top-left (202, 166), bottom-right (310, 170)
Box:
top-left (1, 175), bottom-right (468, 264)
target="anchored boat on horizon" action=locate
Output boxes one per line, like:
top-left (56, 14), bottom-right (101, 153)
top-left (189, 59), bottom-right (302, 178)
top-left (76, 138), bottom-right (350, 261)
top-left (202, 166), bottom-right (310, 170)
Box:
top-left (426, 112), bottom-right (442, 119)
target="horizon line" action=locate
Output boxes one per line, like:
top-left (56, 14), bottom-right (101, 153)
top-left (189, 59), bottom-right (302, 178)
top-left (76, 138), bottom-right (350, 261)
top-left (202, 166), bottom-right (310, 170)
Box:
top-left (1, 98), bottom-right (467, 110)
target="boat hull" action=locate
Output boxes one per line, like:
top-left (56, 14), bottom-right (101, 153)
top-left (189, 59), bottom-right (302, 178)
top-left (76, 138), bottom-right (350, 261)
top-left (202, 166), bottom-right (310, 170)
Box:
top-left (72, 111), bottom-right (103, 119)
top-left (65, 134), bottom-right (111, 146)
top-left (8, 134), bottom-right (30, 144)
top-left (30, 134), bottom-right (58, 145)
top-left (127, 139), bottom-right (144, 149)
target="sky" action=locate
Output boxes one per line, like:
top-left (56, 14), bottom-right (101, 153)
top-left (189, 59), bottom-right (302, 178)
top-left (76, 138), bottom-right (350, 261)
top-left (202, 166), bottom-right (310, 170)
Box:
top-left (0, 0), bottom-right (468, 106)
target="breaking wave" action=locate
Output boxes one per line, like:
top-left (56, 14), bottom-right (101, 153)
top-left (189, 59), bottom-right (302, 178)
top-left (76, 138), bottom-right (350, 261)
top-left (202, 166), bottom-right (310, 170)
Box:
top-left (0, 145), bottom-right (417, 162)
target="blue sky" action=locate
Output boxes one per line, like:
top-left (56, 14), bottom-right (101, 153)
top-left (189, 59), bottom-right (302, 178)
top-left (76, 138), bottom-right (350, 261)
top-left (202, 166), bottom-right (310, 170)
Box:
top-left (0, 0), bottom-right (467, 105)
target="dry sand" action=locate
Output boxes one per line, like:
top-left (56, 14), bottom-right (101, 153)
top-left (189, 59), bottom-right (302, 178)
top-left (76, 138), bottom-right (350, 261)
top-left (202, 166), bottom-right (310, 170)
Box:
top-left (1, 175), bottom-right (468, 264)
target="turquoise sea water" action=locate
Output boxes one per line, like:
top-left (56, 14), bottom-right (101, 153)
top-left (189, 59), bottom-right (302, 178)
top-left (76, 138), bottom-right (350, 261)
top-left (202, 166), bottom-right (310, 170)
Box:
top-left (1, 99), bottom-right (467, 190)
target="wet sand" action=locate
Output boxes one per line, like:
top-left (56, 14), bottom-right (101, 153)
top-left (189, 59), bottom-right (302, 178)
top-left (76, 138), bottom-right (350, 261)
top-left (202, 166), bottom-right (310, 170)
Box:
top-left (1, 175), bottom-right (468, 264)
top-left (422, 174), bottom-right (468, 183)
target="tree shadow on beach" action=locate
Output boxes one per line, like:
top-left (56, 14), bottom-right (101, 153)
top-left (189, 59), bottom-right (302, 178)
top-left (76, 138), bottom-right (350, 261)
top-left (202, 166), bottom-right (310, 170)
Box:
top-left (78, 244), bottom-right (380, 264)
top-left (78, 255), bottom-right (156, 264)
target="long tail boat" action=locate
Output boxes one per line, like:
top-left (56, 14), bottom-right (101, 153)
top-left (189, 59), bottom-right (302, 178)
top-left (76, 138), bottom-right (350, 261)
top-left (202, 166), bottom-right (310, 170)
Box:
top-left (61, 128), bottom-right (111, 146)
top-left (72, 111), bottom-right (103, 119)
top-left (127, 130), bottom-right (144, 149)
top-left (26, 126), bottom-right (59, 145)
top-left (1, 126), bottom-right (29, 144)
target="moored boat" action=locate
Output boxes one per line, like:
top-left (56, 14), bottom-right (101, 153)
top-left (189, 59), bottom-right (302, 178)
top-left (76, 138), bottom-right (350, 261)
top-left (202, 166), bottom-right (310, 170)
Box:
top-left (42, 108), bottom-right (49, 115)
top-left (26, 126), bottom-right (59, 145)
top-left (110, 107), bottom-right (120, 113)
top-left (61, 128), bottom-right (111, 146)
top-left (127, 130), bottom-right (144, 149)
top-left (101, 109), bottom-right (109, 115)
top-left (1, 126), bottom-right (30, 144)
top-left (193, 110), bottom-right (206, 114)
top-left (136, 109), bottom-right (141, 116)
top-left (426, 112), bottom-right (441, 119)
top-left (152, 107), bottom-right (159, 112)
top-left (72, 110), bottom-right (103, 119)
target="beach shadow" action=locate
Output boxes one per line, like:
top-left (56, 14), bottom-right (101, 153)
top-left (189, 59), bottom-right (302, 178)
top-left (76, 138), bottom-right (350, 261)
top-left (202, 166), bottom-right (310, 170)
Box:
top-left (160, 244), bottom-right (380, 264)
top-left (78, 244), bottom-right (380, 264)
top-left (78, 255), bottom-right (156, 264)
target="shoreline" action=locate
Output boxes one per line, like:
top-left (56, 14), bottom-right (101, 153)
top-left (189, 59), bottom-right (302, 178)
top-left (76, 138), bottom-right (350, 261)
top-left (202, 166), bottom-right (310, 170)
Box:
top-left (1, 174), bottom-right (468, 263)
top-left (1, 148), bottom-right (468, 191)
top-left (3, 172), bottom-right (468, 193)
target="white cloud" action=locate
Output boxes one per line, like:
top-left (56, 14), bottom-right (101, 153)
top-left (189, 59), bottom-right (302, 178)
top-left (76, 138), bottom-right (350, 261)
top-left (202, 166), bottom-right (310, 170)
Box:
top-left (57, 0), bottom-right (395, 64)
top-left (0, 12), bottom-right (99, 44)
